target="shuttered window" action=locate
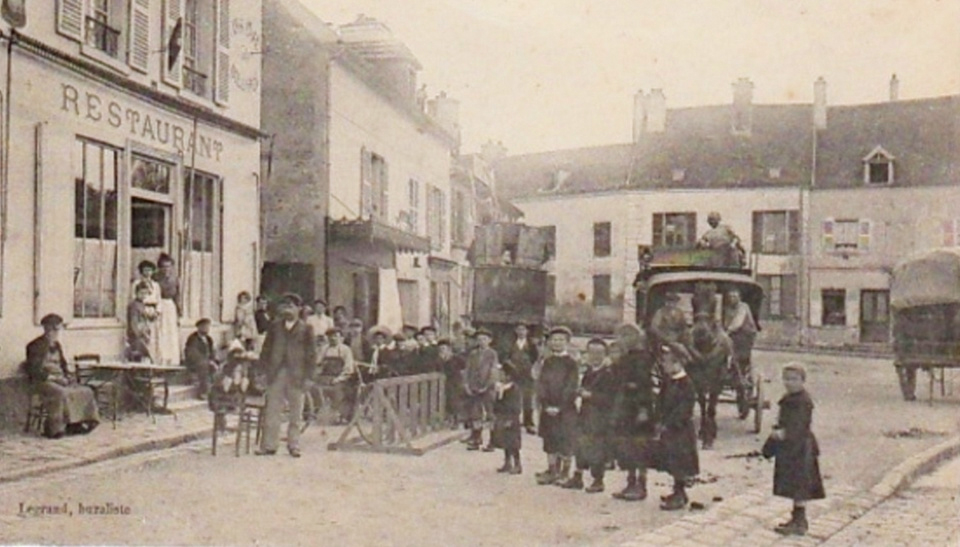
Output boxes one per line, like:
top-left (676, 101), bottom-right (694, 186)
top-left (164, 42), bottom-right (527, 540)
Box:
top-left (751, 210), bottom-right (800, 254)
top-left (214, 0), bottom-right (231, 104)
top-left (360, 149), bottom-right (389, 222)
top-left (128, 0), bottom-right (151, 72)
top-left (593, 275), bottom-right (612, 307)
top-left (822, 218), bottom-right (872, 253)
top-left (57, 0), bottom-right (86, 41)
top-left (757, 274), bottom-right (798, 319)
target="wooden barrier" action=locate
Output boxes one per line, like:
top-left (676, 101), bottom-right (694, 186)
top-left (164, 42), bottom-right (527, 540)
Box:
top-left (328, 372), bottom-right (463, 455)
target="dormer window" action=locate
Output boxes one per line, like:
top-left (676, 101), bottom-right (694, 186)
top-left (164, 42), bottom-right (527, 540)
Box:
top-left (671, 169), bottom-right (685, 182)
top-left (768, 167), bottom-right (782, 180)
top-left (863, 146), bottom-right (894, 185)
top-left (541, 169), bottom-right (570, 193)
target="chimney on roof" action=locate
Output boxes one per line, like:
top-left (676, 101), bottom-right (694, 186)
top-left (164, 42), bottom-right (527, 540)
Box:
top-left (731, 77), bottom-right (754, 136)
top-left (427, 92), bottom-right (461, 147)
top-left (813, 77), bottom-right (827, 130)
top-left (646, 89), bottom-right (666, 133)
top-left (889, 74), bottom-right (900, 101)
top-left (480, 140), bottom-right (508, 163)
top-left (632, 89), bottom-right (647, 143)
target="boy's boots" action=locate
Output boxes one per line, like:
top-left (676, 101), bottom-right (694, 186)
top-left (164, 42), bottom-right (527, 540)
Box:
top-left (660, 484), bottom-right (688, 511)
top-left (559, 470), bottom-right (584, 489)
top-left (553, 458), bottom-right (571, 485)
top-left (613, 473), bottom-right (637, 500)
top-left (775, 507), bottom-right (808, 536)
top-left (620, 473), bottom-right (648, 501)
top-left (535, 462), bottom-right (557, 485)
top-left (466, 429), bottom-right (482, 450)
top-left (497, 456), bottom-right (514, 473)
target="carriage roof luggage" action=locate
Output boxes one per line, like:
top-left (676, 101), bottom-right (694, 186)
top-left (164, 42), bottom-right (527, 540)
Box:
top-left (891, 247), bottom-right (960, 310)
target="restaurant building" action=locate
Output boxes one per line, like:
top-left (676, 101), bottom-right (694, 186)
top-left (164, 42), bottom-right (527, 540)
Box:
top-left (0, 1), bottom-right (263, 427)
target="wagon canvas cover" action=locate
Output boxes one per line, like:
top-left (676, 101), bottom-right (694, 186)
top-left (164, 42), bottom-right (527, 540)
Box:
top-left (891, 248), bottom-right (960, 309)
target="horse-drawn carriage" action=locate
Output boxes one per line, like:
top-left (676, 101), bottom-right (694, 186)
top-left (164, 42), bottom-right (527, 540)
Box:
top-left (891, 248), bottom-right (960, 402)
top-left (635, 260), bottom-right (767, 435)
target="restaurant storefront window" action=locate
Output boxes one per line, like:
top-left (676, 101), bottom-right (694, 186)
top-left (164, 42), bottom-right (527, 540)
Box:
top-left (73, 138), bottom-right (120, 318)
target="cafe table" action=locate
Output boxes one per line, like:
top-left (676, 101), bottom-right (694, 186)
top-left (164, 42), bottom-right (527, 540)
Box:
top-left (77, 360), bottom-right (186, 423)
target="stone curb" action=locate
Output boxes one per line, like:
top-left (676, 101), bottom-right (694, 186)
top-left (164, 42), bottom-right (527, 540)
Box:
top-left (0, 418), bottom-right (212, 486)
top-left (869, 434), bottom-right (960, 498)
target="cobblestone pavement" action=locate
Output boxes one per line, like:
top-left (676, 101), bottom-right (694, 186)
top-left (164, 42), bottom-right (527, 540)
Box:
top-left (821, 455), bottom-right (960, 547)
top-left (0, 400), bottom-right (210, 484)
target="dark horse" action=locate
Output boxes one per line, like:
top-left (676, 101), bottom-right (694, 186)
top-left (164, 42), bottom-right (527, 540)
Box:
top-left (685, 312), bottom-right (732, 449)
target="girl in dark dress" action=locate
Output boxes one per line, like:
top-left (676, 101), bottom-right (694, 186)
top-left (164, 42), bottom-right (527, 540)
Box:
top-left (492, 362), bottom-right (523, 475)
top-left (769, 362), bottom-right (825, 536)
top-left (560, 337), bottom-right (617, 493)
top-left (534, 326), bottom-right (580, 485)
top-left (653, 348), bottom-right (699, 510)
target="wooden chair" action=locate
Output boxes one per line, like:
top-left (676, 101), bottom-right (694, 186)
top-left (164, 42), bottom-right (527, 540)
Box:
top-left (235, 394), bottom-right (266, 456)
top-left (74, 354), bottom-right (120, 429)
top-left (129, 364), bottom-right (170, 419)
top-left (23, 392), bottom-right (47, 435)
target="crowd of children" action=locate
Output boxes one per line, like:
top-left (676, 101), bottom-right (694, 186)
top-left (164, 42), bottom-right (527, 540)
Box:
top-left (184, 292), bottom-right (822, 536)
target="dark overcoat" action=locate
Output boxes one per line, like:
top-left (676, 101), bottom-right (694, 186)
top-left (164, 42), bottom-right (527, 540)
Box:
top-left (773, 389), bottom-right (825, 501)
top-left (611, 347), bottom-right (657, 468)
top-left (575, 364), bottom-right (617, 467)
top-left (502, 337), bottom-right (539, 388)
top-left (652, 374), bottom-right (699, 478)
top-left (536, 353), bottom-right (579, 455)
top-left (259, 319), bottom-right (317, 385)
top-left (491, 384), bottom-right (522, 451)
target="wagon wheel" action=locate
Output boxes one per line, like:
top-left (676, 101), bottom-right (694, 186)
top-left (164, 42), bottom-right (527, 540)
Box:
top-left (753, 372), bottom-right (764, 434)
top-left (353, 384), bottom-right (379, 445)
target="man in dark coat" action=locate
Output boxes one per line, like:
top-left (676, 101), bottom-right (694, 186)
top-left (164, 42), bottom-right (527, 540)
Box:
top-left (184, 318), bottom-right (217, 399)
top-left (534, 326), bottom-right (580, 485)
top-left (502, 323), bottom-right (540, 434)
top-left (653, 349), bottom-right (699, 510)
top-left (417, 326), bottom-right (441, 373)
top-left (560, 338), bottom-right (616, 493)
top-left (256, 293), bottom-right (317, 458)
top-left (611, 323), bottom-right (657, 501)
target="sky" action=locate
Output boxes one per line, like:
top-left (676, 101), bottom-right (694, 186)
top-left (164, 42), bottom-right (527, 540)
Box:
top-left (303, 0), bottom-right (960, 156)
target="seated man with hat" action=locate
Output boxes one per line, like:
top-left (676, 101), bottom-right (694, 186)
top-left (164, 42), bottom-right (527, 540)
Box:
top-left (184, 318), bottom-right (217, 399)
top-left (24, 314), bottom-right (100, 438)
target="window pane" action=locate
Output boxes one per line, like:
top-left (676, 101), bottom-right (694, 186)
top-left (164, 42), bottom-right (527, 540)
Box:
top-left (822, 289), bottom-right (846, 326)
top-left (73, 139), bottom-right (120, 319)
top-left (594, 222), bottom-right (611, 257)
top-left (131, 156), bottom-right (171, 194)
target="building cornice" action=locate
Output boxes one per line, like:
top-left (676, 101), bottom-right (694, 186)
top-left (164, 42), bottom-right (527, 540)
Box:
top-left (10, 30), bottom-right (267, 141)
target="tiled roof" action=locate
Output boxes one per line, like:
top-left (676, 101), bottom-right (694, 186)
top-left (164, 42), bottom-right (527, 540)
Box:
top-left (494, 95), bottom-right (960, 199)
top-left (494, 103), bottom-right (813, 199)
top-left (815, 95), bottom-right (960, 189)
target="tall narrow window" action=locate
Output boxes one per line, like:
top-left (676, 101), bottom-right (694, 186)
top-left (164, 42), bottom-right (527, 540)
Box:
top-left (407, 179), bottom-right (420, 234)
top-left (183, 169), bottom-right (222, 321)
top-left (652, 212), bottom-right (696, 249)
top-left (182, 0), bottom-right (205, 96)
top-left (593, 221), bottom-right (612, 257)
top-left (86, 0), bottom-right (122, 58)
top-left (74, 139), bottom-right (120, 318)
top-left (593, 274), bottom-right (612, 307)
top-left (822, 289), bottom-right (846, 326)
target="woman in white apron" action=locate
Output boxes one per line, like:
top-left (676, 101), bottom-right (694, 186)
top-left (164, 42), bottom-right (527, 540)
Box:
top-left (154, 254), bottom-right (182, 366)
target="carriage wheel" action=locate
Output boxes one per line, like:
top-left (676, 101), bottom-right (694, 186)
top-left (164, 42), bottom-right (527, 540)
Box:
top-left (353, 385), bottom-right (379, 445)
top-left (753, 372), bottom-right (764, 434)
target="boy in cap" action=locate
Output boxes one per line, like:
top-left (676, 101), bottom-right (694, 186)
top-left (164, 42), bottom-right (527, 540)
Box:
top-left (492, 361), bottom-right (523, 474)
top-left (184, 318), bottom-right (217, 399)
top-left (464, 327), bottom-right (498, 450)
top-left (257, 293), bottom-right (317, 458)
top-left (535, 326), bottom-right (580, 485)
top-left (418, 326), bottom-right (441, 373)
top-left (437, 338), bottom-right (466, 427)
top-left (503, 323), bottom-right (540, 435)
top-left (610, 323), bottom-right (657, 501)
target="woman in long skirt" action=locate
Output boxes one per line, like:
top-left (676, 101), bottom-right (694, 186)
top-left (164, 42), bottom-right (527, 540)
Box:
top-left (154, 253), bottom-right (181, 365)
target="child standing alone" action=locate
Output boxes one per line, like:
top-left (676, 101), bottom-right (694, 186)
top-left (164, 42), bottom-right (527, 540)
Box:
top-left (652, 348), bottom-right (699, 511)
top-left (768, 362), bottom-right (825, 536)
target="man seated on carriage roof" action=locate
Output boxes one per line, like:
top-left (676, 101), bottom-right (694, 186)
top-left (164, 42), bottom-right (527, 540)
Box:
top-left (697, 212), bottom-right (744, 268)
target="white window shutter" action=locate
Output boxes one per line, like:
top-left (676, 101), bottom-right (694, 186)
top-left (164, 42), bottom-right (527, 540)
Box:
top-left (822, 218), bottom-right (835, 250)
top-left (128, 0), bottom-right (151, 73)
top-left (214, 0), bottom-right (231, 104)
top-left (57, 0), bottom-right (85, 42)
top-left (161, 0), bottom-right (184, 88)
top-left (858, 219), bottom-right (872, 251)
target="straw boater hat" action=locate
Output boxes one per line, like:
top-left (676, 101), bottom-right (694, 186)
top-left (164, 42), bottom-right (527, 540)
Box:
top-left (367, 325), bottom-right (392, 339)
top-left (548, 325), bottom-right (573, 339)
top-left (475, 327), bottom-right (494, 339)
